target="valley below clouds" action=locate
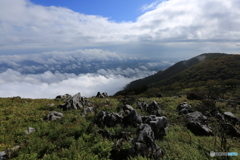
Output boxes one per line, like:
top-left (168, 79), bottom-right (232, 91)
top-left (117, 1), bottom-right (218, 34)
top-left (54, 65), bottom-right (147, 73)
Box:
top-left (0, 49), bottom-right (173, 98)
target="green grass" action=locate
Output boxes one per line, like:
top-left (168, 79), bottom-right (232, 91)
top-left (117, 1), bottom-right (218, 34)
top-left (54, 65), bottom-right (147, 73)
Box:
top-left (0, 95), bottom-right (240, 159)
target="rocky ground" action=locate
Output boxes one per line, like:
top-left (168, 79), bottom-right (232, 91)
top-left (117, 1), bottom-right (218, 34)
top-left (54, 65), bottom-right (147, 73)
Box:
top-left (0, 92), bottom-right (239, 159)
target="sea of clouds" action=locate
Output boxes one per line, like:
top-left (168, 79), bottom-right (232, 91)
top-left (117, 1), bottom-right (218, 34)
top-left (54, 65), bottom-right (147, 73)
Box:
top-left (5, 0), bottom-right (237, 98)
top-left (0, 49), bottom-right (173, 98)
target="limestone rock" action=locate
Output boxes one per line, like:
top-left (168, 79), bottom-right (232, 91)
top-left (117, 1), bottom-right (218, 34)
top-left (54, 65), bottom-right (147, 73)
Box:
top-left (95, 111), bottom-right (122, 128)
top-left (122, 108), bottom-right (142, 127)
top-left (25, 127), bottom-right (35, 135)
top-left (58, 92), bottom-right (85, 111)
top-left (134, 124), bottom-right (164, 159)
top-left (137, 100), bottom-right (161, 115)
top-left (144, 115), bottom-right (168, 139)
top-left (96, 92), bottom-right (108, 98)
top-left (82, 107), bottom-right (94, 117)
top-left (224, 112), bottom-right (239, 124)
top-left (44, 111), bottom-right (63, 121)
top-left (177, 102), bottom-right (192, 115)
top-left (55, 94), bottom-right (72, 101)
top-left (186, 111), bottom-right (213, 136)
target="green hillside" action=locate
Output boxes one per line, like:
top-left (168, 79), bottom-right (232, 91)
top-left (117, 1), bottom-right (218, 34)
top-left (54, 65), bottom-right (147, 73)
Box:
top-left (153, 54), bottom-right (240, 87)
top-left (115, 53), bottom-right (240, 96)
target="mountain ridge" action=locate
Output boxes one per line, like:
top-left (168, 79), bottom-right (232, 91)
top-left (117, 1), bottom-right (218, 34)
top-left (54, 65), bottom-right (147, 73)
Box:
top-left (115, 53), bottom-right (239, 96)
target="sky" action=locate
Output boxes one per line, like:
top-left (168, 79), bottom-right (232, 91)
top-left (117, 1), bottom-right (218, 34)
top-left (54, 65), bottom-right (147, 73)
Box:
top-left (1, 0), bottom-right (240, 58)
top-left (30, 0), bottom-right (157, 22)
top-left (0, 0), bottom-right (240, 98)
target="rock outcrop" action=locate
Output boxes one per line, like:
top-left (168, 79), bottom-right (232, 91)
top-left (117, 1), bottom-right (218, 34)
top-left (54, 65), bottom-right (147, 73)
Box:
top-left (122, 107), bottom-right (142, 127)
top-left (82, 107), bottom-right (95, 117)
top-left (58, 93), bottom-right (86, 111)
top-left (44, 111), bottom-right (64, 121)
top-left (186, 111), bottom-right (213, 136)
top-left (137, 100), bottom-right (161, 115)
top-left (144, 115), bottom-right (168, 139)
top-left (224, 112), bottom-right (239, 124)
top-left (95, 111), bottom-right (122, 128)
top-left (24, 127), bottom-right (35, 135)
top-left (134, 124), bottom-right (164, 159)
top-left (177, 102), bottom-right (192, 115)
top-left (55, 94), bottom-right (72, 101)
top-left (96, 92), bottom-right (108, 98)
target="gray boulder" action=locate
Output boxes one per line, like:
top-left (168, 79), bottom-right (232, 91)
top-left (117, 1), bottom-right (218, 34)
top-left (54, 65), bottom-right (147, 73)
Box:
top-left (25, 127), bottom-right (35, 135)
top-left (95, 111), bottom-right (122, 128)
top-left (122, 104), bottom-right (134, 114)
top-left (44, 111), bottom-right (63, 121)
top-left (144, 115), bottom-right (168, 139)
top-left (224, 112), bottom-right (239, 124)
top-left (82, 107), bottom-right (94, 117)
top-left (147, 100), bottom-right (161, 115)
top-left (96, 92), bottom-right (104, 98)
top-left (58, 92), bottom-right (85, 111)
top-left (137, 100), bottom-right (161, 115)
top-left (177, 102), bottom-right (192, 115)
top-left (209, 110), bottom-right (224, 121)
top-left (137, 101), bottom-right (148, 109)
top-left (134, 124), bottom-right (164, 159)
top-left (0, 151), bottom-right (7, 160)
top-left (186, 111), bottom-right (207, 123)
top-left (136, 124), bottom-right (155, 143)
top-left (110, 123), bottom-right (164, 160)
top-left (186, 111), bottom-right (213, 136)
top-left (102, 92), bottom-right (108, 97)
top-left (55, 94), bottom-right (72, 101)
top-left (0, 145), bottom-right (21, 160)
top-left (122, 109), bottom-right (142, 127)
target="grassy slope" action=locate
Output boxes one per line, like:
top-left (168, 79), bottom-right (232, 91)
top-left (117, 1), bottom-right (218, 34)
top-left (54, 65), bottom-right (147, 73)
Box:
top-left (0, 95), bottom-right (240, 159)
top-left (151, 54), bottom-right (240, 88)
top-left (124, 53), bottom-right (227, 90)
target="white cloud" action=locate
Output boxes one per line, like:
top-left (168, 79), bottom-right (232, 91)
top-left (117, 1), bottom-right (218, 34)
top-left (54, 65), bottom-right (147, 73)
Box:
top-left (141, 0), bottom-right (164, 12)
top-left (0, 0), bottom-right (134, 51)
top-left (0, 49), bottom-right (125, 73)
top-left (97, 67), bottom-right (157, 78)
top-left (0, 49), bottom-right (121, 64)
top-left (0, 58), bottom-right (172, 98)
top-left (146, 61), bottom-right (173, 68)
top-left (1, 0), bottom-right (240, 57)
top-left (0, 48), bottom-right (173, 75)
top-left (1, 0), bottom-right (240, 98)
top-left (137, 0), bottom-right (240, 41)
top-left (0, 69), bottom-right (138, 98)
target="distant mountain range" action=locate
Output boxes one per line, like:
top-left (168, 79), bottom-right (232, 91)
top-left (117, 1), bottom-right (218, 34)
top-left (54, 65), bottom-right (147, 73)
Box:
top-left (115, 53), bottom-right (240, 96)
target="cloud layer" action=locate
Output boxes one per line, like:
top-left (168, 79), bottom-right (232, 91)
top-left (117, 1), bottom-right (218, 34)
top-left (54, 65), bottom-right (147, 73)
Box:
top-left (0, 0), bottom-right (239, 98)
top-left (0, 49), bottom-right (172, 74)
top-left (0, 49), bottom-right (173, 98)
top-left (0, 69), bottom-right (141, 98)
top-left (1, 0), bottom-right (240, 56)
